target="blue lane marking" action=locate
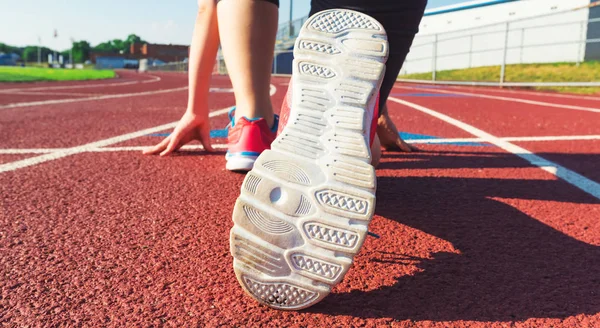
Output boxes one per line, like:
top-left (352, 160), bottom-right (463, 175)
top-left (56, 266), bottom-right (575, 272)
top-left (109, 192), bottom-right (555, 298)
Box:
top-left (148, 128), bottom-right (228, 138)
top-left (210, 128), bottom-right (228, 138)
top-left (391, 93), bottom-right (468, 97)
top-left (148, 130), bottom-right (487, 146)
top-left (400, 131), bottom-right (488, 147)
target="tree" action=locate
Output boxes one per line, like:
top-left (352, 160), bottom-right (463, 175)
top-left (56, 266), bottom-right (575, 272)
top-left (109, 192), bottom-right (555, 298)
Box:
top-left (123, 34), bottom-right (145, 53)
top-left (0, 43), bottom-right (22, 56)
top-left (71, 41), bottom-right (91, 63)
top-left (111, 39), bottom-right (125, 53)
top-left (93, 41), bottom-right (118, 53)
top-left (21, 46), bottom-right (55, 63)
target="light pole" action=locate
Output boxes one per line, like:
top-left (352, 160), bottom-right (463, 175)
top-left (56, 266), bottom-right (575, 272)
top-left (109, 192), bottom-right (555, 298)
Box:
top-left (53, 29), bottom-right (58, 65)
top-left (70, 37), bottom-right (74, 68)
top-left (288, 0), bottom-right (293, 39)
top-left (37, 36), bottom-right (41, 65)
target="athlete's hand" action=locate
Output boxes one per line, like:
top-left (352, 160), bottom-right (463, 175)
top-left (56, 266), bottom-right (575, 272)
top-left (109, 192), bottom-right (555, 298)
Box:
top-left (377, 103), bottom-right (419, 152)
top-left (143, 111), bottom-right (215, 156)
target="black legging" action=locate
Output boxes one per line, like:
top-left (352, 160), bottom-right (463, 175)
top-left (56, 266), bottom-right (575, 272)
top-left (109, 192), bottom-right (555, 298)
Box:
top-left (260, 0), bottom-right (428, 112)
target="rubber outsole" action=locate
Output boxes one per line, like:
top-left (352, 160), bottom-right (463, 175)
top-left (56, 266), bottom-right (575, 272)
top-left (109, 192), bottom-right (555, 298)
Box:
top-left (226, 155), bottom-right (258, 172)
top-left (230, 9), bottom-right (388, 310)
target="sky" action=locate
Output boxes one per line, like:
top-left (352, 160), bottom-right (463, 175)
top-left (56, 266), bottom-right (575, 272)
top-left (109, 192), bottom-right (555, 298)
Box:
top-left (2, 0), bottom-right (471, 50)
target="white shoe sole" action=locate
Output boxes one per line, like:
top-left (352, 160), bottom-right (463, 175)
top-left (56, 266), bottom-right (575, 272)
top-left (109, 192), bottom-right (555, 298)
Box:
top-left (230, 9), bottom-right (388, 310)
top-left (226, 154), bottom-right (258, 172)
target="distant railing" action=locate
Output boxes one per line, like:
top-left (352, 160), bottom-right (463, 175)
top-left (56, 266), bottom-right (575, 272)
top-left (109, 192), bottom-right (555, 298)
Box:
top-left (400, 3), bottom-right (600, 86)
top-left (146, 3), bottom-right (600, 87)
top-left (276, 16), bottom-right (308, 43)
top-left (146, 61), bottom-right (188, 72)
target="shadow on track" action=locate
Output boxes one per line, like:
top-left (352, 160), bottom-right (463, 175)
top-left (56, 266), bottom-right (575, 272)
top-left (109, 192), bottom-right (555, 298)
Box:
top-left (309, 150), bottom-right (600, 322)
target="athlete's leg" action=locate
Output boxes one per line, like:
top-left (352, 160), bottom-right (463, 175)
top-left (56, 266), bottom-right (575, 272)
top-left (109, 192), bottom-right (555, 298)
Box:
top-left (143, 0), bottom-right (220, 155)
top-left (217, 0), bottom-right (279, 128)
top-left (310, 0), bottom-right (428, 151)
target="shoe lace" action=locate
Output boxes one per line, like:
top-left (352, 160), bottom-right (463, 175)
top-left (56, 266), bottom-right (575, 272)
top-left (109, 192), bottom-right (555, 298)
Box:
top-left (226, 106), bottom-right (236, 129)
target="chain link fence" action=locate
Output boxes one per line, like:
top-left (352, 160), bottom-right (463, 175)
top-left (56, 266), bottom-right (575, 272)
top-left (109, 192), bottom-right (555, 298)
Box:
top-left (400, 2), bottom-right (600, 86)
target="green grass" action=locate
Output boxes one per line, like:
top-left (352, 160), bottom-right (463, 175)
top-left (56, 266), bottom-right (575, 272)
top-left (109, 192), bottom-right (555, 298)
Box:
top-left (0, 66), bottom-right (115, 82)
top-left (400, 62), bottom-right (600, 94)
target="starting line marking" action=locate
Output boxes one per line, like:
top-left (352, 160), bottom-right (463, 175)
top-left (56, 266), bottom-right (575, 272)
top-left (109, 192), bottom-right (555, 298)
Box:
top-left (397, 86), bottom-right (600, 114)
top-left (1, 134), bottom-right (598, 155)
top-left (389, 96), bottom-right (600, 200)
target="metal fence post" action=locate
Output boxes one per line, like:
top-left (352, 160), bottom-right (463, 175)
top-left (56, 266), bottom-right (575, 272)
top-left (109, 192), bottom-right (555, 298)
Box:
top-left (576, 21), bottom-right (585, 67)
top-left (468, 35), bottom-right (473, 68)
top-left (519, 28), bottom-right (525, 64)
top-left (432, 34), bottom-right (438, 81)
top-left (500, 22), bottom-right (510, 86)
top-left (273, 51), bottom-right (278, 74)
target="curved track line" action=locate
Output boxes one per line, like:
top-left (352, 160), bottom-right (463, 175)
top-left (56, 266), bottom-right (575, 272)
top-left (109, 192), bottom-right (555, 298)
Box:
top-left (11, 91), bottom-right (102, 97)
top-left (0, 74), bottom-right (162, 93)
top-left (0, 83), bottom-right (275, 109)
top-left (0, 86), bottom-right (189, 110)
top-left (397, 86), bottom-right (600, 113)
top-left (389, 96), bottom-right (600, 200)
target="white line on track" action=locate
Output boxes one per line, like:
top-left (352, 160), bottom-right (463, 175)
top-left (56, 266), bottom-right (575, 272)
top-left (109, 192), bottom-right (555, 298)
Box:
top-left (0, 107), bottom-right (232, 173)
top-left (441, 85), bottom-right (600, 101)
top-left (2, 134), bottom-right (598, 154)
top-left (0, 86), bottom-right (189, 110)
top-left (397, 86), bottom-right (600, 114)
top-left (389, 96), bottom-right (600, 200)
top-left (0, 74), bottom-right (161, 93)
top-left (408, 134), bottom-right (600, 144)
top-left (0, 83), bottom-right (277, 172)
top-left (1, 81), bottom-right (276, 110)
top-left (10, 91), bottom-right (102, 97)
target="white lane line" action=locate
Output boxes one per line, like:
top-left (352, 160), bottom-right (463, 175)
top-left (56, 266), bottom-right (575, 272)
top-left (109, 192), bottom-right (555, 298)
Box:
top-left (409, 134), bottom-right (600, 144)
top-left (472, 87), bottom-right (600, 101)
top-left (397, 86), bottom-right (600, 114)
top-left (92, 144), bottom-right (229, 152)
top-left (10, 91), bottom-right (101, 97)
top-left (389, 96), bottom-right (600, 200)
top-left (0, 82), bottom-right (276, 110)
top-left (209, 88), bottom-right (234, 92)
top-left (0, 107), bottom-right (232, 173)
top-left (0, 86), bottom-right (189, 110)
top-left (432, 84), bottom-right (600, 101)
top-left (0, 74), bottom-right (161, 93)
top-left (2, 134), bottom-right (599, 154)
top-left (502, 135), bottom-right (600, 142)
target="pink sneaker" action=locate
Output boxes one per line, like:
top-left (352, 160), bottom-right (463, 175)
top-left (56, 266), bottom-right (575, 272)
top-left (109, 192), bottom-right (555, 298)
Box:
top-left (226, 108), bottom-right (279, 171)
top-left (230, 9), bottom-right (388, 310)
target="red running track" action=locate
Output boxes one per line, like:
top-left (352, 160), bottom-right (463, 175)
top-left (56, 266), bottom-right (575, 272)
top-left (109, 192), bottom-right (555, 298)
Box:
top-left (1, 71), bottom-right (599, 327)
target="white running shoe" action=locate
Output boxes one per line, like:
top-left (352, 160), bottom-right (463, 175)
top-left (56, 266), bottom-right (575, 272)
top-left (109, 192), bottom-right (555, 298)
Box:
top-left (230, 8), bottom-right (388, 310)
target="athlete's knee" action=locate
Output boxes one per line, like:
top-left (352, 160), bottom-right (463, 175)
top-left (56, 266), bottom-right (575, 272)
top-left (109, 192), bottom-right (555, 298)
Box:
top-left (197, 0), bottom-right (216, 15)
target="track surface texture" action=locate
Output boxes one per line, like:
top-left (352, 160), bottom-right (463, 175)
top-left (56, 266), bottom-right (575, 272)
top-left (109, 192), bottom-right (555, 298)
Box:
top-left (1, 70), bottom-right (599, 327)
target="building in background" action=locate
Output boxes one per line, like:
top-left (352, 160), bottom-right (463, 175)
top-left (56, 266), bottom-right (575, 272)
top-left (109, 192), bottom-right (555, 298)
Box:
top-left (401, 0), bottom-right (598, 74)
top-left (91, 43), bottom-right (189, 69)
top-left (0, 53), bottom-right (20, 66)
top-left (129, 43), bottom-right (189, 63)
